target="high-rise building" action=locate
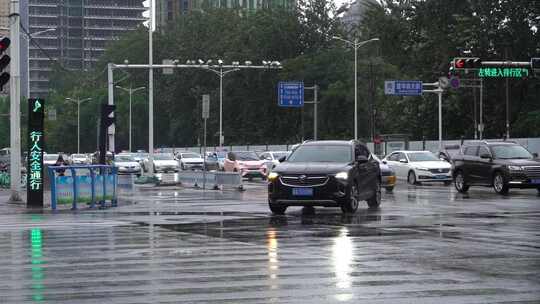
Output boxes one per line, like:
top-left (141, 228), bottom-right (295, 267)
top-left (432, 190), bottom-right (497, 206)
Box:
top-left (0, 0), bottom-right (9, 37)
top-left (25, 0), bottom-right (146, 98)
top-left (156, 0), bottom-right (296, 29)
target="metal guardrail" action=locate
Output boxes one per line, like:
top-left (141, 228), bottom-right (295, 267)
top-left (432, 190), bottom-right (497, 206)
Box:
top-left (47, 165), bottom-right (118, 210)
top-left (168, 171), bottom-right (244, 190)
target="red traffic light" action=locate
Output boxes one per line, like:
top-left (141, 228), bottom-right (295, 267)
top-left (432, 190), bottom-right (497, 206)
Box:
top-left (454, 58), bottom-right (465, 69)
top-left (0, 37), bottom-right (10, 52)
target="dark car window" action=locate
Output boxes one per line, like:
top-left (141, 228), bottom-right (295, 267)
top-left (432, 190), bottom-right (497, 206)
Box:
top-left (388, 153), bottom-right (399, 161)
top-left (491, 145), bottom-right (533, 159)
top-left (478, 146), bottom-right (491, 157)
top-left (464, 146), bottom-right (478, 156)
top-left (235, 151), bottom-right (259, 161)
top-left (288, 145), bottom-right (352, 163)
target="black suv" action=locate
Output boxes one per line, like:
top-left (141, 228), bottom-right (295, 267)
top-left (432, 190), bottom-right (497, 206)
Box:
top-left (267, 140), bottom-right (381, 214)
top-left (452, 141), bottom-right (540, 195)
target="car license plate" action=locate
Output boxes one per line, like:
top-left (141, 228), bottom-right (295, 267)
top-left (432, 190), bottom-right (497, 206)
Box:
top-left (531, 179), bottom-right (540, 184)
top-left (293, 188), bottom-right (313, 196)
top-left (435, 175), bottom-right (447, 179)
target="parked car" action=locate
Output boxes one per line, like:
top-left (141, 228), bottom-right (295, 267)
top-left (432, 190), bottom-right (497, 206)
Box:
top-left (439, 144), bottom-right (461, 162)
top-left (224, 151), bottom-right (268, 180)
top-left (132, 152), bottom-right (148, 164)
top-left (70, 153), bottom-right (90, 164)
top-left (267, 140), bottom-right (381, 215)
top-left (452, 141), bottom-right (540, 195)
top-left (372, 154), bottom-right (396, 192)
top-left (176, 152), bottom-right (204, 170)
top-left (43, 154), bottom-right (60, 166)
top-left (259, 151), bottom-right (290, 170)
top-left (383, 150), bottom-right (452, 185)
top-left (143, 153), bottom-right (179, 173)
top-left (204, 152), bottom-right (220, 171)
top-left (114, 154), bottom-right (142, 176)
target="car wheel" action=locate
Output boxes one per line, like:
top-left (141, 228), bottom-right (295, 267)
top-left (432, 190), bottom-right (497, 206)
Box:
top-left (367, 180), bottom-right (381, 209)
top-left (454, 171), bottom-right (469, 193)
top-left (341, 182), bottom-right (359, 214)
top-left (385, 186), bottom-right (394, 193)
top-left (407, 171), bottom-right (418, 185)
top-left (492, 172), bottom-right (509, 195)
top-left (268, 200), bottom-right (287, 215)
top-left (444, 181), bottom-right (452, 186)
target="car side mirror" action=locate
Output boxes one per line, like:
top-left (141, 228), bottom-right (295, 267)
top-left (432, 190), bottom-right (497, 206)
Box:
top-left (480, 153), bottom-right (491, 159)
top-left (278, 156), bottom-right (286, 163)
top-left (382, 160), bottom-right (387, 164)
top-left (533, 153), bottom-right (539, 158)
top-left (356, 155), bottom-right (369, 163)
top-left (399, 158), bottom-right (408, 163)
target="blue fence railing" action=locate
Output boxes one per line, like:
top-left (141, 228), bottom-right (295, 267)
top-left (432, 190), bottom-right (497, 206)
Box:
top-left (47, 165), bottom-right (118, 210)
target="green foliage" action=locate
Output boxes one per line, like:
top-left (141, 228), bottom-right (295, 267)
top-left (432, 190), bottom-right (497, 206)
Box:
top-left (41, 0), bottom-right (539, 153)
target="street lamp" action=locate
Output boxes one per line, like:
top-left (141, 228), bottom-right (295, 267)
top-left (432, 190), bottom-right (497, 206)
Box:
top-left (66, 97), bottom-right (92, 154)
top-left (116, 85), bottom-right (145, 152)
top-left (332, 36), bottom-right (379, 140)
top-left (23, 28), bottom-right (56, 98)
top-left (193, 59), bottom-right (281, 147)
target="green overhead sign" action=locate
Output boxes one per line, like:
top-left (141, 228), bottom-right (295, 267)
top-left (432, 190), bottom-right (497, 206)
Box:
top-left (478, 67), bottom-right (529, 78)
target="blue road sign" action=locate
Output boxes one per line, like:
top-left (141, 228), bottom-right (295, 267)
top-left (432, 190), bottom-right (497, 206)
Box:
top-left (384, 80), bottom-right (423, 96)
top-left (278, 81), bottom-right (304, 107)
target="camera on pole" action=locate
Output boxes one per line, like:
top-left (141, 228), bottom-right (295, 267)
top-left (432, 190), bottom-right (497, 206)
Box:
top-left (0, 37), bottom-right (11, 91)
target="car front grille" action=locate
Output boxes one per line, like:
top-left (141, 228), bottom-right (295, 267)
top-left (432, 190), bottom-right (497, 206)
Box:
top-left (429, 168), bottom-right (450, 174)
top-left (279, 175), bottom-right (329, 187)
top-left (524, 166), bottom-right (540, 179)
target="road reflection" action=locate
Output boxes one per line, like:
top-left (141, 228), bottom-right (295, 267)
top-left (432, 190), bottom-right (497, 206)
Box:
top-left (30, 228), bottom-right (45, 302)
top-left (266, 228), bottom-right (279, 292)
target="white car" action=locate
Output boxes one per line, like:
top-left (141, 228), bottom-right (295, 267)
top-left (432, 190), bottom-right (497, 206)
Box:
top-left (143, 153), bottom-right (179, 173)
top-left (43, 154), bottom-right (60, 166)
top-left (176, 152), bottom-right (204, 170)
top-left (259, 151), bottom-right (290, 172)
top-left (114, 154), bottom-right (142, 175)
top-left (383, 150), bottom-right (452, 185)
top-left (70, 153), bottom-right (90, 164)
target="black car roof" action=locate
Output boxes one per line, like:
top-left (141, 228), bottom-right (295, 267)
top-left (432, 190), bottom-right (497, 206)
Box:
top-left (302, 140), bottom-right (360, 146)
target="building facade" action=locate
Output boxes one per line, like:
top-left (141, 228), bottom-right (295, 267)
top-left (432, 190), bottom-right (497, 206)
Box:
top-left (156, 0), bottom-right (296, 29)
top-left (25, 0), bottom-right (146, 98)
top-left (0, 0), bottom-right (9, 37)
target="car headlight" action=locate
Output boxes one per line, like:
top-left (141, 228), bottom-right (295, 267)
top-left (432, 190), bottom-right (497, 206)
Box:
top-left (508, 165), bottom-right (523, 171)
top-left (415, 167), bottom-right (429, 171)
top-left (335, 172), bottom-right (348, 180)
top-left (267, 172), bottom-right (279, 181)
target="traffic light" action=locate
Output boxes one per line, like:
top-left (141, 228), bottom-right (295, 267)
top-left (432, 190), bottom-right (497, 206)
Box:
top-left (101, 104), bottom-right (116, 128)
top-left (0, 37), bottom-right (10, 90)
top-left (453, 57), bottom-right (482, 69)
top-left (532, 58), bottom-right (540, 70)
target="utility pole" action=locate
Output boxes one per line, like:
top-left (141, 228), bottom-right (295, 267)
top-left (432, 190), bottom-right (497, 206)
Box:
top-left (148, 0), bottom-right (154, 174)
top-left (9, 0), bottom-right (22, 201)
top-left (304, 85), bottom-right (319, 140)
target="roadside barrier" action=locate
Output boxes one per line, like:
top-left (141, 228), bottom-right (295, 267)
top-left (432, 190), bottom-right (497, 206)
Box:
top-left (47, 165), bottom-right (118, 210)
top-left (168, 171), bottom-right (243, 190)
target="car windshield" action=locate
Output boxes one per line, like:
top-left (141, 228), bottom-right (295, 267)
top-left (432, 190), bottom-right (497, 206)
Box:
top-left (288, 145), bottom-right (352, 163)
top-left (407, 152), bottom-right (439, 162)
top-left (115, 156), bottom-right (135, 162)
top-left (154, 154), bottom-right (174, 160)
top-left (272, 152), bottom-right (288, 159)
top-left (72, 154), bottom-right (85, 158)
top-left (235, 152), bottom-right (259, 161)
top-left (216, 152), bottom-right (227, 158)
top-left (491, 145), bottom-right (532, 159)
top-left (182, 153), bottom-right (201, 158)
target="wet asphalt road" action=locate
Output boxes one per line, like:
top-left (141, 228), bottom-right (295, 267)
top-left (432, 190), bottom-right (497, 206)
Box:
top-left (1, 180), bottom-right (540, 303)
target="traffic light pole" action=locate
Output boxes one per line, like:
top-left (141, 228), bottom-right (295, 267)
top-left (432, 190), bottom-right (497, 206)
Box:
top-left (9, 0), bottom-right (22, 201)
top-left (423, 82), bottom-right (444, 151)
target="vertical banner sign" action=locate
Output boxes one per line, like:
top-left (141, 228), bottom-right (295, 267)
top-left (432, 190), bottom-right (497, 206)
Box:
top-left (27, 98), bottom-right (45, 207)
